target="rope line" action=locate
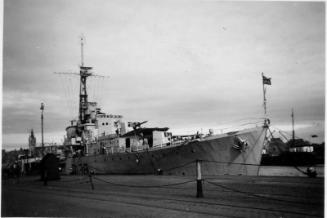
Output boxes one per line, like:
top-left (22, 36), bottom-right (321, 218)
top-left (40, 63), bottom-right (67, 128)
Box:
top-left (271, 126), bottom-right (302, 140)
top-left (93, 176), bottom-right (195, 188)
top-left (212, 120), bottom-right (264, 132)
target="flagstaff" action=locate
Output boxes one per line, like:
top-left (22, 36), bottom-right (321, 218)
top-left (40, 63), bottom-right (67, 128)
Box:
top-left (262, 72), bottom-right (267, 115)
top-left (261, 73), bottom-right (272, 126)
top-left (261, 73), bottom-right (272, 116)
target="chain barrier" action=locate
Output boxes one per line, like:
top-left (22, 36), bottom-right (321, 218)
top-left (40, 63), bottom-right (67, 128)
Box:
top-left (85, 161), bottom-right (196, 175)
top-left (43, 158), bottom-right (318, 202)
top-left (93, 176), bottom-right (195, 188)
top-left (73, 164), bottom-right (196, 189)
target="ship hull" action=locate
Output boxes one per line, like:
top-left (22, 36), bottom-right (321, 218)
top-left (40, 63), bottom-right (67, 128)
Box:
top-left (69, 126), bottom-right (267, 176)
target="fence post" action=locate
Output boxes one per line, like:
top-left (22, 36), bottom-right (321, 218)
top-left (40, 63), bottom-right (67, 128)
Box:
top-left (89, 173), bottom-right (94, 190)
top-left (196, 160), bottom-right (203, 198)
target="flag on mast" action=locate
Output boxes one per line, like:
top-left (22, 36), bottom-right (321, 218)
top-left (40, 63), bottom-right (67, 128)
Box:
top-left (262, 75), bottom-right (271, 85)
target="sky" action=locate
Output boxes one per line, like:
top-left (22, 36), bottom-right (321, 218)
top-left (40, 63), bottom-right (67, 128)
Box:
top-left (2, 0), bottom-right (325, 150)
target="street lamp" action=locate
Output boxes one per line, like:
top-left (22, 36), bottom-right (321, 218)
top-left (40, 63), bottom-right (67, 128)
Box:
top-left (40, 103), bottom-right (45, 156)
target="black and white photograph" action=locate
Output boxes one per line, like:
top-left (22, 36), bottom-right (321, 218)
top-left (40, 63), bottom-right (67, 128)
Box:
top-left (2, 0), bottom-right (325, 217)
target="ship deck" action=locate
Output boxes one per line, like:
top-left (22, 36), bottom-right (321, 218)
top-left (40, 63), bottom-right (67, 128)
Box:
top-left (2, 173), bottom-right (323, 217)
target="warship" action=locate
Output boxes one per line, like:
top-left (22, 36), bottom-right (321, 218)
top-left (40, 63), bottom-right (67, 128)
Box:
top-left (62, 38), bottom-right (270, 176)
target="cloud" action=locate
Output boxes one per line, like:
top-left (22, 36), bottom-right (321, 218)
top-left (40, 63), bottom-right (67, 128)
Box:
top-left (2, 1), bottom-right (325, 149)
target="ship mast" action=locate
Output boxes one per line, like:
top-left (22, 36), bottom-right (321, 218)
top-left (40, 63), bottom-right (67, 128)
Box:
top-left (81, 35), bottom-right (84, 67)
top-left (78, 36), bottom-right (92, 124)
top-left (54, 37), bottom-right (108, 150)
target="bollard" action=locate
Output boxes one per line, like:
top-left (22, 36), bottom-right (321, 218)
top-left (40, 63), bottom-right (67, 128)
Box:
top-left (89, 173), bottom-right (94, 190)
top-left (196, 160), bottom-right (203, 198)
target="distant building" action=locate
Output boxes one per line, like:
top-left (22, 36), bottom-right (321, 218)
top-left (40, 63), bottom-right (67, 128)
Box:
top-left (28, 129), bottom-right (36, 156)
top-left (288, 139), bottom-right (314, 153)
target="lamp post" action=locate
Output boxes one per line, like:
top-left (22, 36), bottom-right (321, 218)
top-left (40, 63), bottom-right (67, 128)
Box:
top-left (40, 103), bottom-right (45, 156)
